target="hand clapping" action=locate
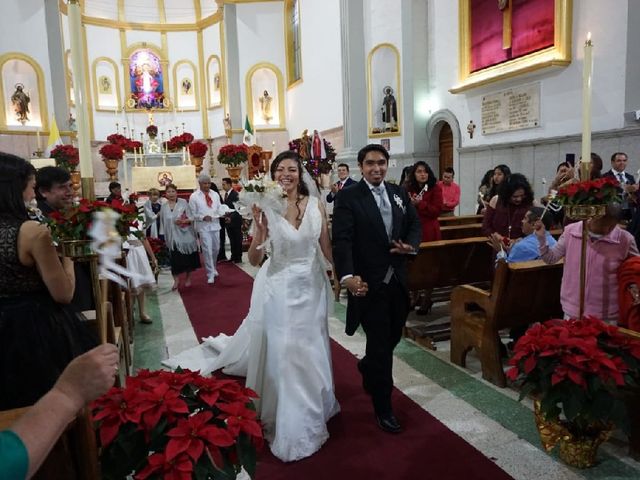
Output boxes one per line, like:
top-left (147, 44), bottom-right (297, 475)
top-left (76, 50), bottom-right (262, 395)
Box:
top-left (390, 240), bottom-right (415, 255)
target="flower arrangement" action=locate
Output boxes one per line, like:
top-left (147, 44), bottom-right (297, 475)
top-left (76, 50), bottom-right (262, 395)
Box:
top-left (555, 177), bottom-right (620, 206)
top-left (218, 144), bottom-right (249, 167)
top-left (507, 317), bottom-right (640, 437)
top-left (147, 237), bottom-right (169, 265)
top-left (189, 141), bottom-right (208, 158)
top-left (47, 198), bottom-right (142, 243)
top-left (288, 137), bottom-right (337, 178)
top-left (167, 132), bottom-right (195, 151)
top-left (238, 174), bottom-right (286, 218)
top-left (146, 124), bottom-right (158, 138)
top-left (106, 133), bottom-right (143, 153)
top-left (91, 369), bottom-right (263, 480)
top-left (127, 140), bottom-right (144, 153)
top-left (50, 144), bottom-right (79, 172)
top-left (99, 143), bottom-right (125, 161)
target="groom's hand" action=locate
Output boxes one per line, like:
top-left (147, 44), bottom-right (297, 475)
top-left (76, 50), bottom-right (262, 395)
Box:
top-left (344, 276), bottom-right (368, 297)
top-left (390, 240), bottom-right (416, 255)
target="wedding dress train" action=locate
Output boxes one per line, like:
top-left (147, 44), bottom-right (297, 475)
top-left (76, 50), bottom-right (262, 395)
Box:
top-left (164, 196), bottom-right (340, 462)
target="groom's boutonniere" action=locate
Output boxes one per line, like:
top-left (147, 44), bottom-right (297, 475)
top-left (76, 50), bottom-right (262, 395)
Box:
top-left (393, 194), bottom-right (405, 213)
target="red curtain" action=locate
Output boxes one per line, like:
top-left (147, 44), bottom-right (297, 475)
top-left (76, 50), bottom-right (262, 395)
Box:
top-left (470, 0), bottom-right (555, 73)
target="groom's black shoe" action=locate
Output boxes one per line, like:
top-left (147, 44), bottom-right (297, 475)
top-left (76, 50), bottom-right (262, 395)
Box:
top-left (357, 360), bottom-right (372, 395)
top-left (376, 414), bottom-right (402, 434)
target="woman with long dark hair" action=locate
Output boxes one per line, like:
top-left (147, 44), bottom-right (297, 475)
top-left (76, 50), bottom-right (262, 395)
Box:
top-left (403, 161), bottom-right (442, 242)
top-left (482, 173), bottom-right (534, 240)
top-left (0, 152), bottom-right (96, 409)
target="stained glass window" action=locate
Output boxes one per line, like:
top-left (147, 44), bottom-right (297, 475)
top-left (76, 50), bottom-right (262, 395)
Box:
top-left (128, 49), bottom-right (165, 109)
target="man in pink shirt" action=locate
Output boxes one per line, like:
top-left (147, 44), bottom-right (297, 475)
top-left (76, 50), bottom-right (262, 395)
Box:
top-left (438, 167), bottom-right (460, 216)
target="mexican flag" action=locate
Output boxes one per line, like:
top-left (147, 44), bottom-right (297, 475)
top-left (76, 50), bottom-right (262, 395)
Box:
top-left (243, 115), bottom-right (254, 146)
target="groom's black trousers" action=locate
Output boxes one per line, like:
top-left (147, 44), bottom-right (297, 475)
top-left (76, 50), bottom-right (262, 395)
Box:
top-left (359, 276), bottom-right (409, 416)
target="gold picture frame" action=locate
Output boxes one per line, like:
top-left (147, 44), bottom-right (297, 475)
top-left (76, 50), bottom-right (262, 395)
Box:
top-left (450, 0), bottom-right (572, 93)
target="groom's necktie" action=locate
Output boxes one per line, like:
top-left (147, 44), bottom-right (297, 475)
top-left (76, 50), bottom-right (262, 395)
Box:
top-left (372, 185), bottom-right (392, 239)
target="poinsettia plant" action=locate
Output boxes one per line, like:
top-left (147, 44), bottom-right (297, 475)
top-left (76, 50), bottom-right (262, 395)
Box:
top-left (47, 198), bottom-right (142, 242)
top-left (167, 132), bottom-right (195, 151)
top-left (217, 144), bottom-right (248, 167)
top-left (99, 143), bottom-right (125, 161)
top-left (50, 144), bottom-right (79, 172)
top-left (91, 369), bottom-right (263, 480)
top-left (555, 177), bottom-right (620, 206)
top-left (507, 317), bottom-right (640, 436)
top-left (189, 141), bottom-right (208, 158)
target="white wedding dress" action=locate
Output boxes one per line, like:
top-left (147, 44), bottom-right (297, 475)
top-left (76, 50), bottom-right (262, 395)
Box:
top-left (164, 196), bottom-right (340, 462)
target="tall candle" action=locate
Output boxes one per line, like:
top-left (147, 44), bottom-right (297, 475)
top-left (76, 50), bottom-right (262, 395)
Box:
top-left (36, 130), bottom-right (42, 151)
top-left (123, 152), bottom-right (129, 189)
top-left (182, 146), bottom-right (186, 164)
top-left (580, 33), bottom-right (593, 181)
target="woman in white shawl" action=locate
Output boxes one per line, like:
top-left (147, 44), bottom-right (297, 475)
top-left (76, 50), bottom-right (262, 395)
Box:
top-left (160, 184), bottom-right (201, 290)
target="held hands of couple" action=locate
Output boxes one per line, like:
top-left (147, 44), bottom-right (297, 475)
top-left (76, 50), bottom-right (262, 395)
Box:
top-left (390, 240), bottom-right (416, 255)
top-left (344, 276), bottom-right (368, 297)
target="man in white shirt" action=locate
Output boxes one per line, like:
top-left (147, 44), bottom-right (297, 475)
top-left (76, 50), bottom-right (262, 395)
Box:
top-left (189, 173), bottom-right (222, 284)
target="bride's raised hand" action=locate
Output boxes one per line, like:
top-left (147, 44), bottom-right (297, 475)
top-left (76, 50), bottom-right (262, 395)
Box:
top-left (252, 205), bottom-right (268, 232)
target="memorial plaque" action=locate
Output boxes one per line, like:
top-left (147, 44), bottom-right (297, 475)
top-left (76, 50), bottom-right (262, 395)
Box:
top-left (481, 83), bottom-right (540, 135)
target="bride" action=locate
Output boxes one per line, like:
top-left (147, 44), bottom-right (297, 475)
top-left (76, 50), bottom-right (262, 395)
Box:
top-left (165, 151), bottom-right (340, 462)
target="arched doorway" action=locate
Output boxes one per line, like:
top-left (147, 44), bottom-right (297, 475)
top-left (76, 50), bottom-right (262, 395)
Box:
top-left (438, 123), bottom-right (453, 177)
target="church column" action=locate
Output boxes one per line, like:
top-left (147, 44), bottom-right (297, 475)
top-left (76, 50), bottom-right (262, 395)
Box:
top-left (221, 4), bottom-right (244, 144)
top-left (337, 0), bottom-right (367, 165)
top-left (68, 0), bottom-right (94, 198)
top-left (44, 0), bottom-right (69, 133)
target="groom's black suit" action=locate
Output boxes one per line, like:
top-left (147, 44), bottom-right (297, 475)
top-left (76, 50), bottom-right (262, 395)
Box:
top-left (332, 179), bottom-right (421, 417)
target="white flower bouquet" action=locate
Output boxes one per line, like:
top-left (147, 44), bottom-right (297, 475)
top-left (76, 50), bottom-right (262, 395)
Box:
top-left (237, 174), bottom-right (287, 218)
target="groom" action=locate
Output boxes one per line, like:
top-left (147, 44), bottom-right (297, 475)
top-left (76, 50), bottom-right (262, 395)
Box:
top-left (332, 144), bottom-right (421, 433)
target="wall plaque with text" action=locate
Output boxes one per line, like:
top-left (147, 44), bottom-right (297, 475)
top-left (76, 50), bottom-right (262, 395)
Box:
top-left (481, 83), bottom-right (540, 135)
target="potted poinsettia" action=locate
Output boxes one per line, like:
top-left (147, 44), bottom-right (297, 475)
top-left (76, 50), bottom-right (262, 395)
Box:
top-left (91, 369), bottom-right (263, 480)
top-left (189, 141), bottom-right (209, 175)
top-left (99, 143), bottom-right (124, 181)
top-left (507, 317), bottom-right (640, 468)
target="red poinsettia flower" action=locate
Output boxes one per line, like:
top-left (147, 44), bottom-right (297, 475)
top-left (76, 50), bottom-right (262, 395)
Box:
top-left (135, 452), bottom-right (193, 480)
top-left (137, 383), bottom-right (190, 430)
top-left (91, 387), bottom-right (144, 446)
top-left (217, 402), bottom-right (263, 439)
top-left (165, 411), bottom-right (235, 462)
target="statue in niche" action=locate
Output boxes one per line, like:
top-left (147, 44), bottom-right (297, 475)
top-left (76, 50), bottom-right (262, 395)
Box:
top-left (181, 78), bottom-right (192, 95)
top-left (99, 76), bottom-right (112, 94)
top-left (312, 129), bottom-right (322, 160)
top-left (213, 73), bottom-right (220, 91)
top-left (259, 90), bottom-right (273, 124)
top-left (68, 112), bottom-right (77, 132)
top-left (299, 129), bottom-right (311, 160)
top-left (11, 83), bottom-right (30, 125)
top-left (223, 113), bottom-right (232, 138)
top-left (381, 86), bottom-right (398, 132)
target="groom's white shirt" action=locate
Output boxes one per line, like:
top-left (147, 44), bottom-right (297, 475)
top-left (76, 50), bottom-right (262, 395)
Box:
top-left (189, 189), bottom-right (222, 232)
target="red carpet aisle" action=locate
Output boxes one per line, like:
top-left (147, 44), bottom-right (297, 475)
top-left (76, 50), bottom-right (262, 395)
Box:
top-left (179, 264), bottom-right (513, 480)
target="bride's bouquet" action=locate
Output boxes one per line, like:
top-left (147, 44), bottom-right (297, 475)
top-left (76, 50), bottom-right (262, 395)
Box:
top-left (237, 174), bottom-right (287, 218)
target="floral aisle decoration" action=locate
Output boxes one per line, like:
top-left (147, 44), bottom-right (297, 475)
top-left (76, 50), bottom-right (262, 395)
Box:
top-left (147, 236), bottom-right (169, 268)
top-left (507, 317), bottom-right (640, 467)
top-left (50, 144), bottom-right (79, 172)
top-left (99, 143), bottom-right (125, 161)
top-left (189, 141), bottom-right (208, 158)
top-left (554, 177), bottom-right (620, 220)
top-left (167, 132), bottom-right (195, 152)
top-left (91, 369), bottom-right (263, 480)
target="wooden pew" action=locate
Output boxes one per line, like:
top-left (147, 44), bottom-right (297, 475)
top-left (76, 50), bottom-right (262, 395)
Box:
top-left (449, 259), bottom-right (563, 387)
top-left (408, 236), bottom-right (495, 302)
top-left (438, 214), bottom-right (483, 226)
top-left (440, 223), bottom-right (483, 240)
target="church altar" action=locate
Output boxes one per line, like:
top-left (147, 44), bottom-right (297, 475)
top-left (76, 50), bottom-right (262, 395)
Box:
top-left (121, 153), bottom-right (198, 192)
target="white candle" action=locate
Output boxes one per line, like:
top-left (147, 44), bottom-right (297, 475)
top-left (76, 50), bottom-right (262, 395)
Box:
top-left (580, 33), bottom-right (593, 180)
top-left (36, 130), bottom-right (41, 150)
top-left (123, 152), bottom-right (129, 188)
top-left (182, 146), bottom-right (186, 164)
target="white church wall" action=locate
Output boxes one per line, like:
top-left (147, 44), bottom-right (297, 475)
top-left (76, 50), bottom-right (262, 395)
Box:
top-left (426, 0), bottom-right (634, 214)
top-left (285, 0), bottom-right (343, 141)
top-left (235, 2), bottom-right (286, 133)
top-left (202, 22), bottom-right (225, 139)
top-left (364, 0), bottom-right (405, 154)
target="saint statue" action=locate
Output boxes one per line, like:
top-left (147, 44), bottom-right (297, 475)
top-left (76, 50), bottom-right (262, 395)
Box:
top-left (223, 113), bottom-right (232, 138)
top-left (381, 86), bottom-right (398, 131)
top-left (312, 130), bottom-right (322, 160)
top-left (68, 113), bottom-right (77, 132)
top-left (299, 129), bottom-right (311, 160)
top-left (11, 83), bottom-right (30, 125)
top-left (259, 90), bottom-right (273, 124)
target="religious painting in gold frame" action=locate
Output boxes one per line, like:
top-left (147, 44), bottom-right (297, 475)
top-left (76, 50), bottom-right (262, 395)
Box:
top-left (450, 0), bottom-right (572, 93)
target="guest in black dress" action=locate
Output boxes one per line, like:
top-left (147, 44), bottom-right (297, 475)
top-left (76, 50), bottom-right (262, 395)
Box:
top-left (0, 153), bottom-right (96, 409)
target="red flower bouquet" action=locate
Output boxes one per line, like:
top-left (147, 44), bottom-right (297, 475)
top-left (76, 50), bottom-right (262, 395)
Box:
top-left (167, 132), bottom-right (195, 151)
top-left (189, 141), bottom-right (208, 158)
top-left (107, 133), bottom-right (129, 148)
top-left (100, 143), bottom-right (124, 161)
top-left (91, 369), bottom-right (263, 480)
top-left (50, 144), bottom-right (79, 172)
top-left (146, 125), bottom-right (158, 138)
top-left (47, 198), bottom-right (142, 242)
top-left (555, 177), bottom-right (620, 206)
top-left (218, 144), bottom-right (248, 167)
top-left (507, 317), bottom-right (640, 436)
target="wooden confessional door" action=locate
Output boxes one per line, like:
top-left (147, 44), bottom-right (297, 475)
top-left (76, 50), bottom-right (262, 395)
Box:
top-left (438, 123), bottom-right (453, 177)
